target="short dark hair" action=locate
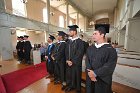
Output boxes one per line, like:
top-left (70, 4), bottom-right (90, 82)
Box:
top-left (95, 28), bottom-right (105, 37)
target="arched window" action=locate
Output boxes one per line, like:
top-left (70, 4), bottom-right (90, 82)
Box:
top-left (12, 0), bottom-right (26, 17)
top-left (43, 8), bottom-right (48, 23)
top-left (69, 20), bottom-right (73, 25)
top-left (59, 16), bottom-right (64, 28)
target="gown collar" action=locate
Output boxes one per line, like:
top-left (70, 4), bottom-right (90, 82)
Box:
top-left (48, 43), bottom-right (53, 45)
top-left (69, 36), bottom-right (79, 41)
top-left (95, 43), bottom-right (109, 48)
top-left (58, 40), bottom-right (65, 43)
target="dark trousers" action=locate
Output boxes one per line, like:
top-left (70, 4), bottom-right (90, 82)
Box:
top-left (24, 51), bottom-right (31, 63)
top-left (46, 60), bottom-right (54, 75)
top-left (17, 50), bottom-right (20, 60)
top-left (54, 62), bottom-right (60, 81)
top-left (19, 51), bottom-right (24, 61)
top-left (41, 54), bottom-right (45, 61)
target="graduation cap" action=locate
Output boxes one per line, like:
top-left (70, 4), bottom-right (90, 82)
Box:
top-left (95, 24), bottom-right (110, 35)
top-left (68, 25), bottom-right (79, 31)
top-left (58, 31), bottom-right (66, 36)
top-left (19, 36), bottom-right (24, 39)
top-left (49, 34), bottom-right (55, 41)
top-left (17, 36), bottom-right (20, 38)
top-left (24, 35), bottom-right (29, 38)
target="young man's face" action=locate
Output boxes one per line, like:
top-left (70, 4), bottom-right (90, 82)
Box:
top-left (47, 38), bottom-right (52, 43)
top-left (20, 38), bottom-right (24, 41)
top-left (24, 37), bottom-right (27, 40)
top-left (57, 35), bottom-right (62, 41)
top-left (17, 38), bottom-right (20, 41)
top-left (69, 30), bottom-right (75, 37)
top-left (92, 30), bottom-right (104, 42)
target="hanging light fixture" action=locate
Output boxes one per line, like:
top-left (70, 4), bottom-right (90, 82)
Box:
top-left (89, 0), bottom-right (94, 26)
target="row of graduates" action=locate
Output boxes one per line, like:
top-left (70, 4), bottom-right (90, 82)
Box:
top-left (16, 35), bottom-right (32, 64)
top-left (45, 25), bottom-right (88, 93)
top-left (45, 24), bottom-right (117, 93)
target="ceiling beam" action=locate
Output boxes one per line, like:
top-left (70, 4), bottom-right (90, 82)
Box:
top-left (65, 0), bottom-right (90, 18)
top-left (55, 1), bottom-right (66, 8)
top-left (69, 11), bottom-right (77, 15)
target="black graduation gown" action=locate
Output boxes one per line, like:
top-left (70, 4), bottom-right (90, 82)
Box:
top-left (53, 41), bottom-right (66, 82)
top-left (23, 41), bottom-right (32, 63)
top-left (46, 44), bottom-right (55, 75)
top-left (19, 41), bottom-right (24, 60)
top-left (65, 38), bottom-right (84, 91)
top-left (16, 41), bottom-right (21, 60)
top-left (86, 44), bottom-right (117, 93)
top-left (83, 41), bottom-right (89, 54)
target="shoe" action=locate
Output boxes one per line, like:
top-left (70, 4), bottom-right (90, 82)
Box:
top-left (65, 87), bottom-right (74, 92)
top-left (54, 80), bottom-right (57, 85)
top-left (46, 74), bottom-right (50, 78)
top-left (64, 86), bottom-right (69, 91)
top-left (76, 90), bottom-right (81, 93)
top-left (54, 80), bottom-right (61, 85)
top-left (61, 85), bottom-right (66, 90)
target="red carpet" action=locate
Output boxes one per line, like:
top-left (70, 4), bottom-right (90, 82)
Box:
top-left (1, 62), bottom-right (47, 93)
top-left (0, 74), bottom-right (6, 93)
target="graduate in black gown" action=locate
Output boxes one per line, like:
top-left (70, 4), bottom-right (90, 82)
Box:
top-left (53, 31), bottom-right (66, 89)
top-left (45, 35), bottom-right (55, 78)
top-left (86, 24), bottom-right (117, 93)
top-left (18, 36), bottom-right (24, 62)
top-left (79, 34), bottom-right (89, 54)
top-left (65, 25), bottom-right (84, 93)
top-left (16, 36), bottom-right (21, 61)
top-left (23, 35), bottom-right (32, 64)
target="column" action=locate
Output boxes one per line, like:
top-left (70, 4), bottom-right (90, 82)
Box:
top-left (84, 16), bottom-right (87, 33)
top-left (0, 0), bottom-right (6, 12)
top-left (66, 3), bottom-right (69, 27)
top-left (0, 27), bottom-right (13, 61)
top-left (76, 12), bottom-right (79, 26)
top-left (46, 0), bottom-right (50, 24)
top-left (118, 30), bottom-right (125, 45)
top-left (128, 0), bottom-right (134, 18)
top-left (76, 12), bottom-right (79, 32)
top-left (124, 18), bottom-right (140, 52)
top-left (124, 0), bottom-right (134, 50)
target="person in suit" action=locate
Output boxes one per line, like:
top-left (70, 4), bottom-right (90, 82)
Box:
top-left (40, 43), bottom-right (46, 62)
top-left (65, 25), bottom-right (84, 93)
top-left (86, 24), bottom-right (117, 93)
top-left (45, 35), bottom-right (55, 78)
top-left (23, 35), bottom-right (32, 64)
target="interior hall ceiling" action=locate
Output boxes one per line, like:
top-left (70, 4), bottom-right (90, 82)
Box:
top-left (42, 0), bottom-right (117, 19)
top-left (68, 0), bottom-right (118, 17)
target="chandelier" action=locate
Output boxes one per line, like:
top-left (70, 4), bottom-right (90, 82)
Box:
top-left (89, 21), bottom-right (95, 26)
